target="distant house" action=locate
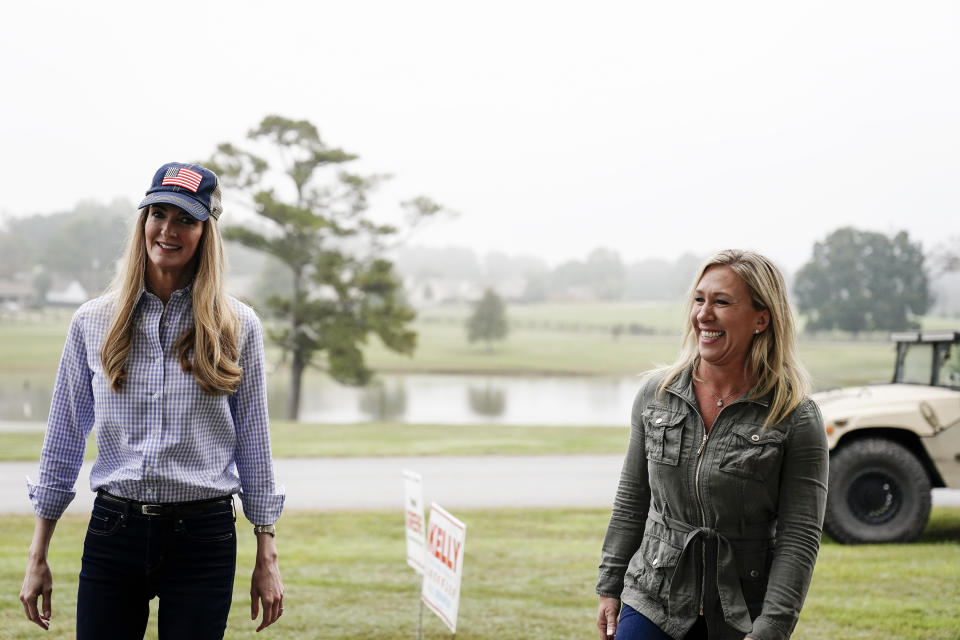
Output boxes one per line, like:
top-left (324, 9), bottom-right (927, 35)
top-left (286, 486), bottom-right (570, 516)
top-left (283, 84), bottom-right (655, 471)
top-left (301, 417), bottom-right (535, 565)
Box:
top-left (0, 279), bottom-right (36, 310)
top-left (46, 280), bottom-right (89, 307)
top-left (404, 276), bottom-right (467, 307)
top-left (493, 275), bottom-right (528, 302)
top-left (403, 274), bottom-right (535, 307)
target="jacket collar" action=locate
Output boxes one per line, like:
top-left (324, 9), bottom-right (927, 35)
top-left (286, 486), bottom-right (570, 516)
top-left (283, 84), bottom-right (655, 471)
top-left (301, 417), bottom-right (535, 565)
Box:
top-left (664, 366), bottom-right (697, 405)
top-left (665, 363), bottom-right (772, 408)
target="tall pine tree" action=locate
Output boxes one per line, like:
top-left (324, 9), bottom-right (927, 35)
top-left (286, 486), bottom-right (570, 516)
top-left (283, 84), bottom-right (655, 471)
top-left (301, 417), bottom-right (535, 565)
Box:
top-left (206, 115), bottom-right (444, 418)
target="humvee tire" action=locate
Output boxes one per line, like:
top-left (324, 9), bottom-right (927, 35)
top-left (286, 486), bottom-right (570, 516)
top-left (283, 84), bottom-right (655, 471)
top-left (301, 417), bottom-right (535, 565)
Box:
top-left (824, 438), bottom-right (931, 544)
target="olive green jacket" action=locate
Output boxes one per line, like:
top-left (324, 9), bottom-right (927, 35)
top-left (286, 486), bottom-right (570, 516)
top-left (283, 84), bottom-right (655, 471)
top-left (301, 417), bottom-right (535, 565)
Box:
top-left (597, 368), bottom-right (828, 640)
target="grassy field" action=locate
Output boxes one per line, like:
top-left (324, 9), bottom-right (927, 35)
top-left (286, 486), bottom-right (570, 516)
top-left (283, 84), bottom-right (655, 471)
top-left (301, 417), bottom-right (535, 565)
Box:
top-left (0, 422), bottom-right (630, 462)
top-left (415, 301), bottom-right (688, 334)
top-left (1, 507), bottom-right (958, 639)
top-left (3, 305), bottom-right (958, 639)
top-left (0, 303), bottom-right (911, 387)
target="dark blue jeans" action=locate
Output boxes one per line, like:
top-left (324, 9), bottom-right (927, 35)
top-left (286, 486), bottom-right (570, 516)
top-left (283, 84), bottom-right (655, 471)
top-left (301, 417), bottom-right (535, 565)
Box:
top-left (77, 493), bottom-right (237, 640)
top-left (616, 603), bottom-right (708, 639)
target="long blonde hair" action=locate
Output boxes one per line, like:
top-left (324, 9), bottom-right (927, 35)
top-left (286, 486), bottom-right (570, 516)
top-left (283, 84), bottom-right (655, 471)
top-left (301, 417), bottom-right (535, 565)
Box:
top-left (101, 208), bottom-right (242, 395)
top-left (658, 249), bottom-right (810, 427)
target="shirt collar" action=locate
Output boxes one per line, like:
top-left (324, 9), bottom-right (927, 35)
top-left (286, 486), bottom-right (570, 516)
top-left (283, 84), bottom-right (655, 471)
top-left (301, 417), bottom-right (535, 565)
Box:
top-left (136, 282), bottom-right (194, 308)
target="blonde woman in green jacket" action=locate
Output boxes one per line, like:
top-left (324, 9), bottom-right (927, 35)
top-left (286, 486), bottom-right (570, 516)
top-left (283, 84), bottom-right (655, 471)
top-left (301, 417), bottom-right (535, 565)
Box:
top-left (596, 249), bottom-right (828, 640)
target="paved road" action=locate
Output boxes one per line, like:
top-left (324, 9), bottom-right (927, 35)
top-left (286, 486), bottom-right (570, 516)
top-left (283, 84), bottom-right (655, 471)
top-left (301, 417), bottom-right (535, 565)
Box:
top-left (2, 455), bottom-right (959, 514)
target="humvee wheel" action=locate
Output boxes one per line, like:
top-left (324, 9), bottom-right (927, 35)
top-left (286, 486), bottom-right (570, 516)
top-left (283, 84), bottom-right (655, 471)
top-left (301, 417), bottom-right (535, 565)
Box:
top-left (824, 438), bottom-right (931, 544)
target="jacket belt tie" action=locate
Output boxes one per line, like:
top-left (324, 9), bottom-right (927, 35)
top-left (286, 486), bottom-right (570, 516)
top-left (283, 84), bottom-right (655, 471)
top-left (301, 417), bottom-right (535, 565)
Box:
top-left (648, 508), bottom-right (773, 634)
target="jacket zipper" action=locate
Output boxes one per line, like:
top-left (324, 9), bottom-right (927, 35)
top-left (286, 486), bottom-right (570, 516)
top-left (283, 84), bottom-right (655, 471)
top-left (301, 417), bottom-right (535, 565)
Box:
top-left (695, 404), bottom-right (737, 617)
top-left (676, 393), bottom-right (711, 618)
top-left (670, 389), bottom-right (728, 619)
top-left (695, 428), bottom-right (709, 616)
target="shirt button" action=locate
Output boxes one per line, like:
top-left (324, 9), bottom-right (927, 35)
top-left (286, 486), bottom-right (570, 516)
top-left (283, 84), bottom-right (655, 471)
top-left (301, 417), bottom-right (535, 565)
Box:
top-left (655, 418), bottom-right (663, 424)
top-left (153, 392), bottom-right (160, 400)
top-left (652, 557), bottom-right (659, 565)
top-left (163, 321), bottom-right (170, 327)
top-left (751, 434), bottom-right (760, 442)
top-left (146, 466), bottom-right (153, 473)
top-left (750, 570), bottom-right (759, 578)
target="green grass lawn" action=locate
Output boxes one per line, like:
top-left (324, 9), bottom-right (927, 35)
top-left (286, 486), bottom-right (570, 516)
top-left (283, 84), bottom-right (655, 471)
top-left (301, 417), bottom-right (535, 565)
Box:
top-left (4, 306), bottom-right (958, 639)
top-left (1, 507), bottom-right (958, 639)
top-left (362, 325), bottom-right (897, 388)
top-left (0, 422), bottom-right (630, 462)
top-left (416, 301), bottom-right (688, 334)
top-left (0, 304), bottom-right (949, 383)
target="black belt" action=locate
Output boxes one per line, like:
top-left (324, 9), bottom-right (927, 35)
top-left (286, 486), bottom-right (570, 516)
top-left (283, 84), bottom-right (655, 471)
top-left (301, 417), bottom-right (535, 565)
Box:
top-left (97, 490), bottom-right (234, 518)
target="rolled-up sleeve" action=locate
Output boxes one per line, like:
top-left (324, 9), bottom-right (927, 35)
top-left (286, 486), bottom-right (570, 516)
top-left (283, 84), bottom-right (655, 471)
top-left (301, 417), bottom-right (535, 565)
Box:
top-left (749, 400), bottom-right (829, 640)
top-left (230, 310), bottom-right (285, 525)
top-left (597, 381), bottom-right (653, 598)
top-left (28, 310), bottom-right (96, 519)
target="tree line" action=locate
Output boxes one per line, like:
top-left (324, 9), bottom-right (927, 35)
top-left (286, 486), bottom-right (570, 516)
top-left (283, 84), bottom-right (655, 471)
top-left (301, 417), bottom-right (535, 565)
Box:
top-left (393, 245), bottom-right (707, 303)
top-left (0, 114), bottom-right (955, 419)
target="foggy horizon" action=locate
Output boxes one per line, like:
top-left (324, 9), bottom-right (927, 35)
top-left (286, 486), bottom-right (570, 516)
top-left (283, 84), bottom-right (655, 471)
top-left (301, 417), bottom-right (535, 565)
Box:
top-left (2, 1), bottom-right (957, 274)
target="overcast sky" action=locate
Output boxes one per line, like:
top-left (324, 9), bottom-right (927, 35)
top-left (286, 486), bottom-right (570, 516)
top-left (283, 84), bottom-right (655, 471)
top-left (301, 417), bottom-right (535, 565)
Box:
top-left (1, 1), bottom-right (957, 271)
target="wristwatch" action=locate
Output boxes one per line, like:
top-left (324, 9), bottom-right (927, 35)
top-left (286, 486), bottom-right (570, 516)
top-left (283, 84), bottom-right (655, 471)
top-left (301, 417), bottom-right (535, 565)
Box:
top-left (253, 524), bottom-right (276, 537)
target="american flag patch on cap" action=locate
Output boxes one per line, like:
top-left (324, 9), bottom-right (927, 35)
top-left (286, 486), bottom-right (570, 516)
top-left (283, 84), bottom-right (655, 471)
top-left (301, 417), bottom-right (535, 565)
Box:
top-left (161, 167), bottom-right (203, 193)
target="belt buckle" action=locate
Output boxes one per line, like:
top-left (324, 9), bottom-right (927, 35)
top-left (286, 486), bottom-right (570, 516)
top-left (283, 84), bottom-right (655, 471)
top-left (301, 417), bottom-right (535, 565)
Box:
top-left (140, 504), bottom-right (163, 516)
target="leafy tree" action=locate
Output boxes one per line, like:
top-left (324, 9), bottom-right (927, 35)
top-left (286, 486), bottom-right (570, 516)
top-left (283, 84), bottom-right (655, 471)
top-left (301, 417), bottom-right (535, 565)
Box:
top-left (205, 115), bottom-right (444, 419)
top-left (483, 251), bottom-right (548, 284)
top-left (0, 229), bottom-right (32, 279)
top-left (32, 271), bottom-right (52, 305)
top-left (550, 248), bottom-right (625, 300)
top-left (794, 227), bottom-right (932, 333)
top-left (623, 252), bottom-right (704, 301)
top-left (928, 235), bottom-right (960, 275)
top-left (467, 288), bottom-right (509, 351)
top-left (44, 202), bottom-right (128, 293)
top-left (521, 273), bottom-right (549, 302)
top-left (0, 199), bottom-right (130, 295)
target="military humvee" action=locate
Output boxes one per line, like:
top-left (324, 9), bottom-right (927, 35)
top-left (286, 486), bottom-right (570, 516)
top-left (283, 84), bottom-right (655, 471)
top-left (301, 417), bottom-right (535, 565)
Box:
top-left (813, 331), bottom-right (960, 543)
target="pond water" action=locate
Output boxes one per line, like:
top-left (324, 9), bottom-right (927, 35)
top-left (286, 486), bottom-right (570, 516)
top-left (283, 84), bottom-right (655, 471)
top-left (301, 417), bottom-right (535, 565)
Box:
top-left (290, 373), bottom-right (642, 426)
top-left (3, 373), bottom-right (642, 427)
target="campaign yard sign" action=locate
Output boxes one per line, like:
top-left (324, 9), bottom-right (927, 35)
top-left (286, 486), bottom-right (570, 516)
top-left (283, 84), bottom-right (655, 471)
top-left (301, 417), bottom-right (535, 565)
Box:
top-left (402, 469), bottom-right (426, 574)
top-left (421, 503), bottom-right (467, 633)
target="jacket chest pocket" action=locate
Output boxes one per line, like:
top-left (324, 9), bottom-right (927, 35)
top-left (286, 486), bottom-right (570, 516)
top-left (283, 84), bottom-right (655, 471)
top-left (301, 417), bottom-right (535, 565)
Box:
top-left (642, 406), bottom-right (685, 466)
top-left (718, 423), bottom-right (786, 481)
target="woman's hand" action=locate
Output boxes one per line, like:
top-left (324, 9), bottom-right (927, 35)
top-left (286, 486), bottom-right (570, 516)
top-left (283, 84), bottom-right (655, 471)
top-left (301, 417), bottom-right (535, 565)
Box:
top-left (20, 558), bottom-right (53, 629)
top-left (597, 596), bottom-right (620, 639)
top-left (250, 534), bottom-right (284, 632)
top-left (20, 516), bottom-right (58, 630)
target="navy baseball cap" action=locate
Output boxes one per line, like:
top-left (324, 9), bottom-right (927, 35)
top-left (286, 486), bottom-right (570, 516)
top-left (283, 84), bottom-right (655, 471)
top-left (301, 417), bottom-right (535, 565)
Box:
top-left (138, 162), bottom-right (223, 221)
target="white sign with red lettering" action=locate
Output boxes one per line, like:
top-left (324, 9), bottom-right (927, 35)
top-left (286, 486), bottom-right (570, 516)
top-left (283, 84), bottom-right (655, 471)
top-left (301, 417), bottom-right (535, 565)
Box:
top-left (421, 503), bottom-right (467, 633)
top-left (402, 469), bottom-right (426, 574)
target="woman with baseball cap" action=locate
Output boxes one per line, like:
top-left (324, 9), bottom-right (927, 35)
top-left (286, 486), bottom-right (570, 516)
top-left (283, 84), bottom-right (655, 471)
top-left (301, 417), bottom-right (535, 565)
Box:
top-left (20, 162), bottom-right (286, 638)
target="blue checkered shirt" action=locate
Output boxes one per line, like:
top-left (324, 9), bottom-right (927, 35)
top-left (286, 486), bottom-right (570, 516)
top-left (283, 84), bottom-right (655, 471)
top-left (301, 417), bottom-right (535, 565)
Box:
top-left (28, 287), bottom-right (285, 524)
